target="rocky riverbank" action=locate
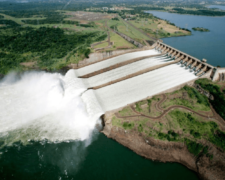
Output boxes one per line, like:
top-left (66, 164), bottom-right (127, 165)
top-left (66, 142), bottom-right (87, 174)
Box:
top-left (102, 108), bottom-right (225, 180)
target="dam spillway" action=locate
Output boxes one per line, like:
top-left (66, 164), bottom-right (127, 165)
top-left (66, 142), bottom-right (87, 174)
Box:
top-left (74, 49), bottom-right (160, 77)
top-left (83, 55), bottom-right (173, 89)
top-left (0, 43), bottom-right (215, 144)
top-left (60, 40), bottom-right (217, 122)
top-left (65, 44), bottom-right (215, 114)
top-left (82, 64), bottom-right (197, 112)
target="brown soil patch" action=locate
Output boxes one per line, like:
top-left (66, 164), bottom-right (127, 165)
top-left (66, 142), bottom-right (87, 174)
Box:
top-left (20, 61), bottom-right (37, 67)
top-left (116, 46), bottom-right (130, 49)
top-left (65, 11), bottom-right (115, 21)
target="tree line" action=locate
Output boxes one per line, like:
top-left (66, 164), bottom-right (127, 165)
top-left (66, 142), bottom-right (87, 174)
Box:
top-left (0, 26), bottom-right (106, 74)
top-left (172, 8), bottom-right (225, 16)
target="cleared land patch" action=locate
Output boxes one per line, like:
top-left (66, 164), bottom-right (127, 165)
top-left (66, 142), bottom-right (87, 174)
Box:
top-left (130, 18), bottom-right (190, 38)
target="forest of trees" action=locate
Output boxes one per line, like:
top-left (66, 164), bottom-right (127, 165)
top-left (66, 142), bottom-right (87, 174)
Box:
top-left (172, 8), bottom-right (225, 16)
top-left (0, 26), bottom-right (106, 74)
top-left (196, 79), bottom-right (225, 120)
top-left (0, 19), bottom-right (21, 28)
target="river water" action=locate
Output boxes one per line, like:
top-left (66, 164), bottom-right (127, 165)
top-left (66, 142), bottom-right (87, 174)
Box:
top-left (147, 9), bottom-right (225, 67)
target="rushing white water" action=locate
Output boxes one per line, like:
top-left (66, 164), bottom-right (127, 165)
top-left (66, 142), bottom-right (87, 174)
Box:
top-left (74, 49), bottom-right (160, 77)
top-left (83, 55), bottom-right (173, 88)
top-left (0, 71), bottom-right (104, 147)
top-left (88, 64), bottom-right (197, 112)
top-left (0, 51), bottom-right (197, 147)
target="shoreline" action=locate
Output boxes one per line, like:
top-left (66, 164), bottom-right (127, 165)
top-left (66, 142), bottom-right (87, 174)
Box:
top-left (146, 10), bottom-right (225, 17)
top-left (101, 114), bottom-right (225, 180)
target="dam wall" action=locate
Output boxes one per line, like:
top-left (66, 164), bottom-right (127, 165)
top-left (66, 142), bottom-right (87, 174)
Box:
top-left (212, 68), bottom-right (225, 81)
top-left (155, 41), bottom-right (214, 78)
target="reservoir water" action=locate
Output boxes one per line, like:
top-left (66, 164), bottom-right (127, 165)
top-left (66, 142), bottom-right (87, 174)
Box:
top-left (147, 10), bottom-right (225, 67)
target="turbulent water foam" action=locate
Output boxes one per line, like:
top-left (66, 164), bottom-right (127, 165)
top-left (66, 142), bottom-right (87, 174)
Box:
top-left (74, 49), bottom-right (160, 77)
top-left (83, 55), bottom-right (173, 88)
top-left (0, 70), bottom-right (104, 147)
top-left (92, 64), bottom-right (197, 112)
top-left (0, 50), bottom-right (196, 147)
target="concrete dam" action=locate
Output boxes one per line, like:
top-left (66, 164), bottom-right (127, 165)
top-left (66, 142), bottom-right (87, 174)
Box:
top-left (68, 41), bottom-right (216, 116)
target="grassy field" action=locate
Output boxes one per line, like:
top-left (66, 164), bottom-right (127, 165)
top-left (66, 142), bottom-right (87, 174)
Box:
top-left (107, 19), bottom-right (150, 43)
top-left (162, 86), bottom-right (211, 112)
top-left (111, 84), bottom-right (225, 155)
top-left (109, 31), bottom-right (135, 50)
top-left (94, 42), bottom-right (109, 49)
top-left (118, 107), bottom-right (137, 117)
top-left (130, 18), bottom-right (190, 38)
top-left (0, 13), bottom-right (25, 25)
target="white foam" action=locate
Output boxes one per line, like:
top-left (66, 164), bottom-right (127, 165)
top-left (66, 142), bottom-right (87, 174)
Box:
top-left (0, 55), bottom-right (197, 147)
top-left (83, 55), bottom-right (172, 88)
top-left (0, 70), bottom-right (103, 146)
top-left (91, 64), bottom-right (197, 112)
top-left (74, 49), bottom-right (160, 77)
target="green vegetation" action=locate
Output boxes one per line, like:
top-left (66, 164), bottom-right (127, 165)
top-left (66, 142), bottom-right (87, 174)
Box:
top-left (2, 11), bottom-right (63, 18)
top-left (108, 32), bottom-right (134, 50)
top-left (183, 86), bottom-right (210, 107)
top-left (123, 122), bottom-right (134, 130)
top-left (138, 124), bottom-right (144, 132)
top-left (107, 18), bottom-right (149, 43)
top-left (20, 11), bottom-right (64, 24)
top-left (157, 130), bottom-right (179, 141)
top-left (209, 129), bottom-right (225, 152)
top-left (192, 27), bottom-right (210, 32)
top-left (185, 139), bottom-right (204, 156)
top-left (0, 19), bottom-right (20, 28)
top-left (196, 79), bottom-right (225, 120)
top-left (0, 26), bottom-right (106, 74)
top-left (112, 116), bottom-right (122, 127)
top-left (112, 17), bottom-right (119, 21)
top-left (114, 102), bottom-right (225, 153)
top-left (171, 8), bottom-right (225, 16)
top-left (147, 99), bottom-right (151, 109)
top-left (118, 107), bottom-right (136, 116)
top-left (169, 110), bottom-right (225, 151)
top-left (185, 139), bottom-right (213, 158)
top-left (129, 17), bottom-right (190, 39)
top-left (135, 101), bottom-right (146, 112)
top-left (162, 86), bottom-right (210, 111)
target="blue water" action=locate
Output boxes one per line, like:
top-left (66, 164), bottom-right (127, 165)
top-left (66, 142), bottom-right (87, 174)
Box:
top-left (208, 5), bottom-right (225, 10)
top-left (147, 11), bottom-right (225, 67)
